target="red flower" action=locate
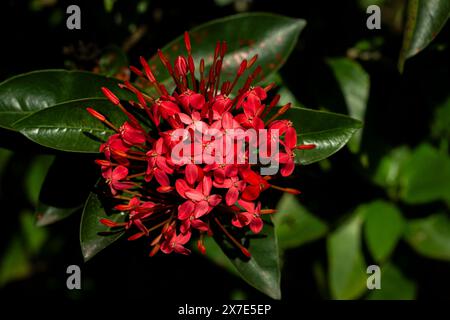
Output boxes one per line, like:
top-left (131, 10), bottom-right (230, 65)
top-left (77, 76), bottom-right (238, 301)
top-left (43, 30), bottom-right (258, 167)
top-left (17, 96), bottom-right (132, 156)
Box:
top-left (240, 168), bottom-right (270, 201)
top-left (145, 138), bottom-right (173, 186)
top-left (102, 165), bottom-right (134, 195)
top-left (177, 200), bottom-right (210, 234)
top-left (234, 100), bottom-right (264, 130)
top-left (160, 229), bottom-right (191, 255)
top-left (178, 89), bottom-right (205, 111)
top-left (87, 31), bottom-right (313, 257)
top-left (213, 176), bottom-right (245, 206)
top-left (183, 176), bottom-right (222, 218)
top-left (100, 134), bottom-right (129, 163)
top-left (232, 200), bottom-right (263, 234)
top-left (120, 121), bottom-right (147, 146)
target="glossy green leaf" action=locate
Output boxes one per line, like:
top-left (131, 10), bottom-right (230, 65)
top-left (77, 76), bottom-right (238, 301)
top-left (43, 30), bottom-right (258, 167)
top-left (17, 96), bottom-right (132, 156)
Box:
top-left (327, 58), bottom-right (369, 153)
top-left (263, 72), bottom-right (305, 108)
top-left (202, 236), bottom-right (238, 276)
top-left (285, 106), bottom-right (362, 165)
top-left (398, 0), bottom-right (450, 72)
top-left (363, 200), bottom-right (405, 263)
top-left (20, 211), bottom-right (48, 255)
top-left (273, 194), bottom-right (328, 249)
top-left (399, 144), bottom-right (450, 204)
top-left (214, 218), bottom-right (281, 299)
top-left (80, 192), bottom-right (126, 261)
top-left (14, 99), bottom-right (128, 153)
top-left (0, 70), bottom-right (132, 130)
top-left (328, 213), bottom-right (367, 300)
top-left (36, 204), bottom-right (81, 227)
top-left (404, 213), bottom-right (450, 261)
top-left (147, 13), bottom-right (306, 94)
top-left (367, 263), bottom-right (417, 300)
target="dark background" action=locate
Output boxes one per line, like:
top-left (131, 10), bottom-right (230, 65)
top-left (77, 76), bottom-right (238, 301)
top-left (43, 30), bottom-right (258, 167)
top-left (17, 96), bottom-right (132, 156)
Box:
top-left (0, 0), bottom-right (449, 300)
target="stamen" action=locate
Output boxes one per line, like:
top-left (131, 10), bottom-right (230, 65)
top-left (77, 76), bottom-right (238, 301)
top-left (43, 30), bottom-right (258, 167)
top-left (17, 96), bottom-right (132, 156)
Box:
top-left (295, 144), bottom-right (316, 150)
top-left (270, 185), bottom-right (301, 195)
top-left (265, 103), bottom-right (291, 125)
top-left (261, 94), bottom-right (280, 119)
top-left (86, 108), bottom-right (119, 132)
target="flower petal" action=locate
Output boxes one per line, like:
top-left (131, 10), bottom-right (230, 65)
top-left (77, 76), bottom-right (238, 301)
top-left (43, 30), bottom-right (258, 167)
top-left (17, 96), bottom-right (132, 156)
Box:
top-left (175, 179), bottom-right (190, 198)
top-left (285, 127), bottom-right (297, 149)
top-left (154, 170), bottom-right (170, 186)
top-left (185, 190), bottom-right (204, 202)
top-left (178, 200), bottom-right (195, 220)
top-left (185, 164), bottom-right (198, 185)
top-left (191, 219), bottom-right (209, 232)
top-left (241, 185), bottom-right (260, 201)
top-left (231, 212), bottom-right (251, 228)
top-left (194, 200), bottom-right (210, 218)
top-left (237, 199), bottom-right (255, 213)
top-left (202, 176), bottom-right (212, 196)
top-left (208, 194), bottom-right (222, 207)
top-left (112, 165), bottom-right (128, 181)
top-left (222, 112), bottom-right (233, 129)
top-left (226, 187), bottom-right (239, 206)
top-left (280, 159), bottom-right (295, 177)
top-left (250, 217), bottom-right (263, 234)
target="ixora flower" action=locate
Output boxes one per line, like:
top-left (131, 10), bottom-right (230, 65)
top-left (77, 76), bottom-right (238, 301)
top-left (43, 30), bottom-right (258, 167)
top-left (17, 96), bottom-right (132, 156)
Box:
top-left (87, 32), bottom-right (315, 257)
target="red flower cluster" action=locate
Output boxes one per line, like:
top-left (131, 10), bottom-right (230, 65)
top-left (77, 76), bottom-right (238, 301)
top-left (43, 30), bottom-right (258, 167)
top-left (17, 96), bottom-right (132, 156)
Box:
top-left (88, 32), bottom-right (314, 257)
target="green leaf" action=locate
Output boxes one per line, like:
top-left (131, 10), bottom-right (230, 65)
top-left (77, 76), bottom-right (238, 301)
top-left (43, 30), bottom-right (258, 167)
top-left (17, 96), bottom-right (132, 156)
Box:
top-left (103, 0), bottom-right (117, 12)
top-left (263, 72), bottom-right (305, 108)
top-left (20, 211), bottom-right (48, 255)
top-left (404, 213), bottom-right (450, 261)
top-left (14, 99), bottom-right (129, 153)
top-left (285, 106), bottom-right (362, 165)
top-left (148, 13), bottom-right (306, 94)
top-left (273, 194), bottom-right (328, 250)
top-left (363, 201), bottom-right (405, 263)
top-left (24, 155), bottom-right (54, 206)
top-left (214, 218), bottom-right (281, 299)
top-left (202, 237), bottom-right (239, 276)
top-left (327, 58), bottom-right (369, 153)
top-left (372, 146), bottom-right (411, 190)
top-left (399, 143), bottom-right (450, 204)
top-left (0, 236), bottom-right (31, 287)
top-left (328, 213), bottom-right (367, 300)
top-left (80, 192), bottom-right (126, 261)
top-left (367, 263), bottom-right (417, 300)
top-left (0, 70), bottom-right (132, 130)
top-left (36, 204), bottom-right (81, 227)
top-left (398, 0), bottom-right (450, 72)
top-left (0, 210), bottom-right (48, 287)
